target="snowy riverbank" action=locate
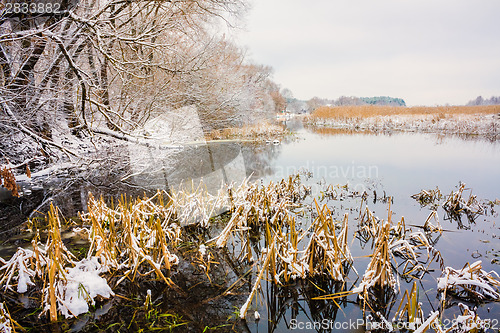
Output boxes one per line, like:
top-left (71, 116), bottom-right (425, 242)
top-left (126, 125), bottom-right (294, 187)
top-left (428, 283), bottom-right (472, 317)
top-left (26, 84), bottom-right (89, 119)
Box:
top-left (306, 113), bottom-right (500, 139)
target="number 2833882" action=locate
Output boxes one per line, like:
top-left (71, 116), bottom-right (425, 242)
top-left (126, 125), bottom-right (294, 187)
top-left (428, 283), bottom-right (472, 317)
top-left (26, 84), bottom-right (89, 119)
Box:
top-left (2, 1), bottom-right (62, 15)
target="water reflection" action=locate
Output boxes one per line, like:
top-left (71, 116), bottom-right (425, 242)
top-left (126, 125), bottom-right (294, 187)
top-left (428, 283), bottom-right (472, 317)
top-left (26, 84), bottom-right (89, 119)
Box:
top-left (0, 138), bottom-right (285, 234)
top-left (1, 122), bottom-right (500, 332)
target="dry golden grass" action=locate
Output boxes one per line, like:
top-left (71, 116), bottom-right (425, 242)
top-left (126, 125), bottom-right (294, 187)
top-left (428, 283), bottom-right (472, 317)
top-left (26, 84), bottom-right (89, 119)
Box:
top-left (205, 121), bottom-right (286, 140)
top-left (83, 192), bottom-right (181, 287)
top-left (311, 105), bottom-right (500, 120)
top-left (0, 302), bottom-right (20, 332)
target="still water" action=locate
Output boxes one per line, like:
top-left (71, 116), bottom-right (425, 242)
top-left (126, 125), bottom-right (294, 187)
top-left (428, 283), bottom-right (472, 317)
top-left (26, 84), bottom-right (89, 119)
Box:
top-left (243, 126), bottom-right (500, 332)
top-left (1, 123), bottom-right (499, 332)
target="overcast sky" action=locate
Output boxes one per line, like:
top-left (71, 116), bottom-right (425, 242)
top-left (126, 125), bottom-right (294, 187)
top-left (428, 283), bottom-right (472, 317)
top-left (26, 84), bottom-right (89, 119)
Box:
top-left (236, 0), bottom-right (500, 106)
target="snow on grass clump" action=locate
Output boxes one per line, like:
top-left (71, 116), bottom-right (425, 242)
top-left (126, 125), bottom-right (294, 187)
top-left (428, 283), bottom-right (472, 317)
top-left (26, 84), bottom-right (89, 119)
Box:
top-left (450, 303), bottom-right (488, 333)
top-left (50, 257), bottom-right (114, 318)
top-left (0, 248), bottom-right (114, 319)
top-left (0, 248), bottom-right (40, 293)
top-left (437, 260), bottom-right (500, 302)
top-left (352, 221), bottom-right (397, 295)
top-left (0, 241), bottom-right (47, 294)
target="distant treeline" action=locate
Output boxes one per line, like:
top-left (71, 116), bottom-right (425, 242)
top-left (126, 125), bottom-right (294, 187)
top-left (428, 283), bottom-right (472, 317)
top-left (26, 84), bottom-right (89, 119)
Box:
top-left (305, 95), bottom-right (406, 112)
top-left (332, 96), bottom-right (407, 106)
top-left (466, 96), bottom-right (500, 106)
top-left (361, 96), bottom-right (406, 106)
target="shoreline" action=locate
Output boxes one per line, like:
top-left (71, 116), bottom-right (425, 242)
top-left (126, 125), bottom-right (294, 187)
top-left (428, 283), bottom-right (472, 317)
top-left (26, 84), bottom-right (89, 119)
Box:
top-left (306, 113), bottom-right (500, 140)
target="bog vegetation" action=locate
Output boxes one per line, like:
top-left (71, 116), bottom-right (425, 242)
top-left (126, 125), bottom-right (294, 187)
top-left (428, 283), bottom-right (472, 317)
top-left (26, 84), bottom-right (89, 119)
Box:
top-left (307, 105), bottom-right (500, 139)
top-left (311, 105), bottom-right (500, 119)
top-left (0, 173), bottom-right (498, 331)
top-left (2, 1), bottom-right (500, 332)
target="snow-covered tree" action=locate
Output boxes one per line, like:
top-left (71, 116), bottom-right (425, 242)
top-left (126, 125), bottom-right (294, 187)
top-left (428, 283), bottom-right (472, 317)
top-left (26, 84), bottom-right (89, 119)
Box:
top-left (1, 0), bottom-right (279, 166)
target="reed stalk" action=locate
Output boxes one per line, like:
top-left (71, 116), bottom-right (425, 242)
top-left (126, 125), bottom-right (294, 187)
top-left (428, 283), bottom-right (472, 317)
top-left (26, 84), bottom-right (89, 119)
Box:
top-left (354, 219), bottom-right (397, 303)
top-left (240, 241), bottom-right (276, 319)
top-left (393, 282), bottom-right (424, 325)
top-left (45, 203), bottom-right (75, 321)
top-left (423, 211), bottom-right (442, 233)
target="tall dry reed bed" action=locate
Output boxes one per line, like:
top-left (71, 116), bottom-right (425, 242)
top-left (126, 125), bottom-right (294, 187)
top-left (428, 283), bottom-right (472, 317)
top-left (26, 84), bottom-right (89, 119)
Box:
top-left (0, 174), bottom-right (499, 331)
top-left (312, 105), bottom-right (500, 118)
top-left (307, 105), bottom-right (500, 139)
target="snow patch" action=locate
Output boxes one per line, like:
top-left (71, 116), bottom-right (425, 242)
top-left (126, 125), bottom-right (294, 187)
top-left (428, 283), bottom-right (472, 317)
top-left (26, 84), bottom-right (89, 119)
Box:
top-left (55, 258), bottom-right (114, 318)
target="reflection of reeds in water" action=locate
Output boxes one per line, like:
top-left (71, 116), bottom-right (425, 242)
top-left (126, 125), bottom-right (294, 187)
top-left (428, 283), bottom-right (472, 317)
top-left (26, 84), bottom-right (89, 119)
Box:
top-left (265, 279), bottom-right (299, 332)
top-left (394, 230), bottom-right (444, 281)
top-left (265, 276), bottom-right (349, 332)
top-left (302, 278), bottom-right (348, 325)
top-left (239, 241), bottom-right (275, 319)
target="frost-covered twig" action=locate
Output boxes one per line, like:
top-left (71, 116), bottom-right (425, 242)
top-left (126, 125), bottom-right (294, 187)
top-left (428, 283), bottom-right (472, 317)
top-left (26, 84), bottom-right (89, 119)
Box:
top-left (0, 302), bottom-right (14, 333)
